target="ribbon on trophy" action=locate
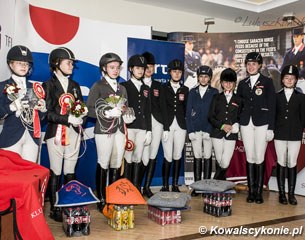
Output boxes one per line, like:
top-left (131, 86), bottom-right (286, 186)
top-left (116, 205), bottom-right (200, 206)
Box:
top-left (32, 82), bottom-right (45, 138)
top-left (55, 93), bottom-right (75, 146)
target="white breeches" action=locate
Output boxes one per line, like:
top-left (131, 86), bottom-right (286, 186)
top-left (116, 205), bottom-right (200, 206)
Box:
top-left (142, 116), bottom-right (163, 166)
top-left (4, 130), bottom-right (38, 163)
top-left (211, 138), bottom-right (236, 168)
top-left (95, 130), bottom-right (125, 169)
top-left (274, 140), bottom-right (301, 168)
top-left (240, 119), bottom-right (268, 164)
top-left (190, 131), bottom-right (213, 159)
top-left (162, 118), bottom-right (186, 162)
top-left (46, 126), bottom-right (80, 175)
top-left (124, 128), bottom-right (146, 164)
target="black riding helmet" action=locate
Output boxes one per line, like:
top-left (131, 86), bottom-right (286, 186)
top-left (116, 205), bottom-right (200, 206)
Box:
top-left (7, 45), bottom-right (33, 76)
top-left (220, 68), bottom-right (237, 82)
top-left (245, 52), bottom-right (263, 65)
top-left (99, 52), bottom-right (123, 72)
top-left (197, 65), bottom-right (213, 79)
top-left (7, 45), bottom-right (33, 64)
top-left (128, 54), bottom-right (147, 70)
top-left (167, 59), bottom-right (183, 72)
top-left (49, 47), bottom-right (76, 70)
top-left (142, 52), bottom-right (156, 65)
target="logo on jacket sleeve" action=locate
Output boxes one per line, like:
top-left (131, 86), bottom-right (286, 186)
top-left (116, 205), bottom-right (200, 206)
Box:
top-left (153, 89), bottom-right (159, 97)
top-left (143, 89), bottom-right (149, 97)
top-left (179, 93), bottom-right (185, 101)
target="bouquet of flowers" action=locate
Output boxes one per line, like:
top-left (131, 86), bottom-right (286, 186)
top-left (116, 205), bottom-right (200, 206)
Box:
top-left (3, 83), bottom-right (20, 101)
top-left (69, 100), bottom-right (88, 118)
top-left (104, 94), bottom-right (127, 111)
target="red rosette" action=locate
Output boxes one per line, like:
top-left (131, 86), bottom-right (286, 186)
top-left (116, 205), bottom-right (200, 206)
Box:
top-left (125, 139), bottom-right (135, 151)
top-left (33, 82), bottom-right (46, 99)
top-left (59, 93), bottom-right (75, 107)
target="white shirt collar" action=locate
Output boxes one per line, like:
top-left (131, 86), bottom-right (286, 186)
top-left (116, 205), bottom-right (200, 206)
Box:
top-left (55, 71), bottom-right (69, 93)
top-left (105, 75), bottom-right (118, 91)
top-left (143, 77), bottom-right (152, 87)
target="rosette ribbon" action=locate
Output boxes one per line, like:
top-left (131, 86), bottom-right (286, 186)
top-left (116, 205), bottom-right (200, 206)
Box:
top-left (55, 93), bottom-right (75, 146)
top-left (32, 82), bottom-right (45, 138)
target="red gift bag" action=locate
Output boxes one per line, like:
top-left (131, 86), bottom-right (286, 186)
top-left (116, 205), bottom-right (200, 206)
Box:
top-left (0, 149), bottom-right (54, 240)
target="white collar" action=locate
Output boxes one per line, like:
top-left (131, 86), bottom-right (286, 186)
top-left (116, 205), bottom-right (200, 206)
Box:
top-left (143, 77), bottom-right (152, 87)
top-left (55, 71), bottom-right (69, 82)
top-left (170, 81), bottom-right (180, 89)
top-left (105, 75), bottom-right (117, 84)
top-left (12, 74), bottom-right (26, 85)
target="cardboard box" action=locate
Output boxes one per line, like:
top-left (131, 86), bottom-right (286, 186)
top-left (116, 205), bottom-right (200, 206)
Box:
top-left (148, 205), bottom-right (182, 225)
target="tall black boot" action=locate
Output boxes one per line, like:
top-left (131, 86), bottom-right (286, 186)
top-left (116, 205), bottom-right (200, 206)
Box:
top-left (123, 161), bottom-right (132, 181)
top-left (288, 167), bottom-right (298, 205)
top-left (142, 159), bottom-right (156, 198)
top-left (109, 168), bottom-right (120, 185)
top-left (96, 164), bottom-right (107, 212)
top-left (276, 163), bottom-right (288, 205)
top-left (203, 158), bottom-right (212, 179)
top-left (214, 166), bottom-right (227, 180)
top-left (160, 159), bottom-right (171, 192)
top-left (138, 162), bottom-right (146, 192)
top-left (49, 170), bottom-right (62, 222)
top-left (172, 160), bottom-right (181, 192)
top-left (64, 173), bottom-right (75, 184)
top-left (246, 162), bottom-right (256, 203)
top-left (191, 158), bottom-right (202, 196)
top-left (255, 162), bottom-right (264, 204)
top-left (132, 162), bottom-right (142, 191)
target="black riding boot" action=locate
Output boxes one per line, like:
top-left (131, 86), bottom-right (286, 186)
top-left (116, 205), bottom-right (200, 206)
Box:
top-left (64, 173), bottom-right (75, 184)
top-left (49, 170), bottom-right (62, 222)
top-left (123, 161), bottom-right (132, 181)
top-left (172, 160), bottom-right (181, 192)
top-left (246, 162), bottom-right (256, 203)
top-left (276, 163), bottom-right (288, 205)
top-left (191, 158), bottom-right (202, 196)
top-left (138, 162), bottom-right (146, 192)
top-left (213, 162), bottom-right (227, 180)
top-left (255, 162), bottom-right (264, 204)
top-left (203, 158), bottom-right (212, 179)
top-left (160, 159), bottom-right (171, 192)
top-left (96, 164), bottom-right (107, 212)
top-left (132, 162), bottom-right (142, 191)
top-left (288, 167), bottom-right (297, 205)
top-left (142, 159), bottom-right (156, 198)
top-left (109, 168), bottom-right (120, 185)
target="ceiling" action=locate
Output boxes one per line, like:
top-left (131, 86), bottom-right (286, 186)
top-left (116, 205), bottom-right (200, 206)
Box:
top-left (125, 0), bottom-right (305, 23)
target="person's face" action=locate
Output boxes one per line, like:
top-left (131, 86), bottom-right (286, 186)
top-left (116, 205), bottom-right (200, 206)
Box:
top-left (293, 34), bottom-right (304, 47)
top-left (282, 74), bottom-right (297, 88)
top-left (185, 41), bottom-right (194, 51)
top-left (221, 80), bottom-right (235, 92)
top-left (144, 64), bottom-right (155, 78)
top-left (9, 61), bottom-right (30, 76)
top-left (59, 59), bottom-right (74, 75)
top-left (198, 74), bottom-right (210, 86)
top-left (131, 66), bottom-right (145, 79)
top-left (246, 61), bottom-right (260, 75)
top-left (170, 69), bottom-right (182, 82)
top-left (104, 61), bottom-right (121, 79)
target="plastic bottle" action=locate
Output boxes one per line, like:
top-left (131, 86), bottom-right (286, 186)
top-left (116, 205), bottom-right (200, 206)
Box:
top-left (128, 205), bottom-right (135, 229)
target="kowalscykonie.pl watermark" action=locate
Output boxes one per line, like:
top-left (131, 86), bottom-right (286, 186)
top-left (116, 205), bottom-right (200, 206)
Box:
top-left (199, 225), bottom-right (303, 237)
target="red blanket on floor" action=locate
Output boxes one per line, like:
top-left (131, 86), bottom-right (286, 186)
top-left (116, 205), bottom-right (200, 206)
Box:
top-left (0, 149), bottom-right (53, 240)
